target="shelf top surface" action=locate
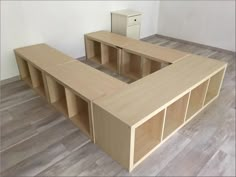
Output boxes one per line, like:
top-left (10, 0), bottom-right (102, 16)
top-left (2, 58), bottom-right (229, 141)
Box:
top-left (94, 55), bottom-right (227, 127)
top-left (111, 9), bottom-right (142, 17)
top-left (46, 60), bottom-right (128, 101)
top-left (123, 40), bottom-right (190, 63)
top-left (86, 31), bottom-right (134, 47)
top-left (15, 44), bottom-right (74, 70)
top-left (86, 31), bottom-right (189, 63)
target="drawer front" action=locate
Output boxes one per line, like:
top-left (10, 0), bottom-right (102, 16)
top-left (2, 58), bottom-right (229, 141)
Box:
top-left (127, 15), bottom-right (141, 26)
top-left (127, 25), bottom-right (140, 39)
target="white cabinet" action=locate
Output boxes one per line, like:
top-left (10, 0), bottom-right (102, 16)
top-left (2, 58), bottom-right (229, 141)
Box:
top-left (111, 9), bottom-right (142, 40)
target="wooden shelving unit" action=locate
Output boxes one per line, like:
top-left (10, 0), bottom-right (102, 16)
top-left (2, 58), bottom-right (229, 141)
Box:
top-left (85, 31), bottom-right (189, 80)
top-left (44, 61), bottom-right (127, 139)
top-left (134, 109), bottom-right (165, 164)
top-left (93, 55), bottom-right (227, 172)
top-left (163, 93), bottom-right (189, 139)
top-left (15, 34), bottom-right (227, 173)
top-left (121, 51), bottom-right (142, 80)
top-left (65, 88), bottom-right (90, 136)
top-left (85, 37), bottom-right (122, 73)
top-left (204, 69), bottom-right (225, 105)
top-left (46, 75), bottom-right (69, 117)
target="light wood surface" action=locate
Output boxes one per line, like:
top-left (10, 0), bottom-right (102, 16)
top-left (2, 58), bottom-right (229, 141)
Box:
top-left (85, 31), bottom-right (133, 48)
top-left (123, 41), bottom-right (189, 64)
top-left (85, 31), bottom-right (189, 64)
top-left (134, 109), bottom-right (165, 163)
top-left (45, 61), bottom-right (127, 101)
top-left (93, 104), bottom-right (133, 170)
top-left (45, 60), bottom-right (127, 139)
top-left (204, 69), bottom-right (225, 105)
top-left (186, 80), bottom-right (209, 119)
top-left (163, 93), bottom-right (189, 139)
top-left (1, 35), bottom-right (234, 176)
top-left (94, 55), bottom-right (227, 127)
top-left (85, 31), bottom-right (190, 79)
top-left (93, 54), bottom-right (227, 171)
top-left (14, 44), bottom-right (74, 71)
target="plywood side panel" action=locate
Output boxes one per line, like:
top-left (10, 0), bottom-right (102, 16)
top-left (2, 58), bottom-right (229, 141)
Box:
top-left (85, 37), bottom-right (95, 59)
top-left (134, 109), bottom-right (165, 164)
top-left (65, 88), bottom-right (78, 118)
top-left (163, 93), bottom-right (189, 139)
top-left (93, 103), bottom-right (132, 171)
top-left (46, 75), bottom-right (64, 103)
top-left (186, 80), bottom-right (209, 119)
top-left (204, 69), bottom-right (226, 104)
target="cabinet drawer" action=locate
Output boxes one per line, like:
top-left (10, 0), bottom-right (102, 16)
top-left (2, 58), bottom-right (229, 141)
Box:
top-left (127, 25), bottom-right (140, 39)
top-left (127, 15), bottom-right (141, 26)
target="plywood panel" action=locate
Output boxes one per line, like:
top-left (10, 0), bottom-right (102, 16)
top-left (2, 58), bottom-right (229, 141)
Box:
top-left (134, 109), bottom-right (165, 164)
top-left (65, 88), bottom-right (90, 137)
top-left (121, 51), bottom-right (142, 80)
top-left (94, 55), bottom-right (227, 127)
top-left (93, 103), bottom-right (132, 171)
top-left (46, 75), bottom-right (68, 117)
top-left (101, 44), bottom-right (121, 72)
top-left (204, 69), bottom-right (226, 105)
top-left (186, 80), bottom-right (209, 120)
top-left (163, 93), bottom-right (189, 139)
top-left (28, 63), bottom-right (46, 97)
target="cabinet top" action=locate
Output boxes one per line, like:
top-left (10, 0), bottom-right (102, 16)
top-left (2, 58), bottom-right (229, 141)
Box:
top-left (111, 9), bottom-right (142, 17)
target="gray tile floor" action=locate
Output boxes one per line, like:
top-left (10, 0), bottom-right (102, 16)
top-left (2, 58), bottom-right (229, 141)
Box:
top-left (1, 35), bottom-right (235, 176)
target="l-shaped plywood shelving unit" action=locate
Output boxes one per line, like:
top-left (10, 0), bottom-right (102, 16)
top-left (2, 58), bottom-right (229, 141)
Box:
top-left (15, 31), bottom-right (227, 172)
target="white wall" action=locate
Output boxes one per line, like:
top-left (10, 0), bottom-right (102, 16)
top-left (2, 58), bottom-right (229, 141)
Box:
top-left (1, 1), bottom-right (235, 80)
top-left (1, 1), bottom-right (159, 80)
top-left (157, 1), bottom-right (235, 52)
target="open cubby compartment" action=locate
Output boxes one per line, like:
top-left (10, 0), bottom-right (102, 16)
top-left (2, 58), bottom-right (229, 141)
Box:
top-left (134, 109), bottom-right (165, 164)
top-left (163, 93), bottom-right (190, 139)
top-left (65, 88), bottom-right (90, 137)
top-left (121, 51), bottom-right (142, 80)
top-left (101, 43), bottom-right (121, 73)
top-left (204, 69), bottom-right (225, 105)
top-left (15, 55), bottom-right (32, 86)
top-left (46, 75), bottom-right (69, 117)
top-left (142, 58), bottom-right (170, 77)
top-left (28, 64), bottom-right (46, 97)
top-left (85, 37), bottom-right (102, 64)
top-left (186, 80), bottom-right (209, 120)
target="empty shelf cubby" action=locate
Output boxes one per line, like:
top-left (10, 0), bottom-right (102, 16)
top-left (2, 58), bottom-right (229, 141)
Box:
top-left (142, 58), bottom-right (170, 77)
top-left (101, 44), bottom-right (121, 73)
top-left (46, 75), bottom-right (69, 117)
top-left (28, 64), bottom-right (46, 97)
top-left (163, 93), bottom-right (190, 139)
top-left (134, 109), bottom-right (165, 164)
top-left (186, 80), bottom-right (209, 120)
top-left (65, 88), bottom-right (90, 136)
top-left (15, 55), bottom-right (32, 86)
top-left (121, 51), bottom-right (142, 80)
top-left (204, 69), bottom-right (225, 105)
top-left (85, 38), bottom-right (102, 64)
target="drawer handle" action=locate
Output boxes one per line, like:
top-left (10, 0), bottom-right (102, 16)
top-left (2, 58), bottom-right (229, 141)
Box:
top-left (134, 19), bottom-right (137, 21)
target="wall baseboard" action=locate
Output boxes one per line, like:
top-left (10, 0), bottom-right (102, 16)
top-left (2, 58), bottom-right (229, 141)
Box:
top-left (0, 76), bottom-right (20, 86)
top-left (155, 34), bottom-right (235, 55)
